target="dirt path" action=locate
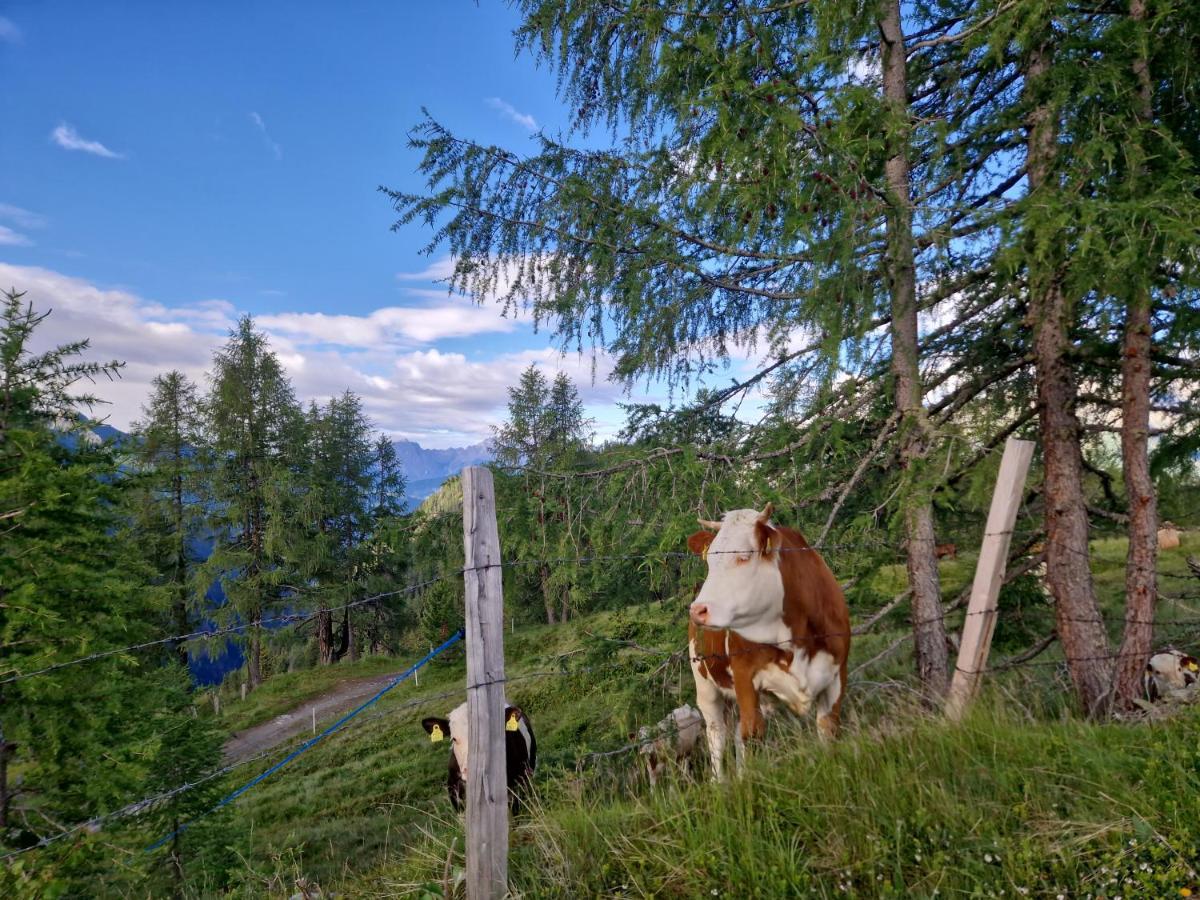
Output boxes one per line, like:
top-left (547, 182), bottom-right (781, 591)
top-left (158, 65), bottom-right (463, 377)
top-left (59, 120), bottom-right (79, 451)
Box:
top-left (223, 672), bottom-right (422, 763)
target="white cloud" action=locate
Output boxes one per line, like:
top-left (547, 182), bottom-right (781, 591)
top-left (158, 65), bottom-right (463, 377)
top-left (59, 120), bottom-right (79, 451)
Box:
top-left (396, 256), bottom-right (458, 283)
top-left (0, 16), bottom-right (20, 43)
top-left (0, 226), bottom-right (33, 247)
top-left (846, 53), bottom-right (881, 86)
top-left (0, 263), bottom-right (648, 448)
top-left (249, 112), bottom-right (283, 160)
top-left (486, 97), bottom-right (538, 132)
top-left (0, 203), bottom-right (48, 230)
top-left (50, 123), bottom-right (124, 159)
top-left (257, 301), bottom-right (518, 348)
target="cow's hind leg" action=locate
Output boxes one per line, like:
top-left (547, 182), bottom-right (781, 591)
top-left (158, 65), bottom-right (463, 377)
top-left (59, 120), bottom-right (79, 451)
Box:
top-left (815, 658), bottom-right (847, 741)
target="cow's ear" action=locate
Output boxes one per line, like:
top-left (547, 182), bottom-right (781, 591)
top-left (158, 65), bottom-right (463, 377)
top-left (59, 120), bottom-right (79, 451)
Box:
top-left (504, 706), bottom-right (524, 732)
top-left (687, 530), bottom-right (715, 558)
top-left (755, 520), bottom-right (781, 558)
top-left (422, 717), bottom-right (450, 743)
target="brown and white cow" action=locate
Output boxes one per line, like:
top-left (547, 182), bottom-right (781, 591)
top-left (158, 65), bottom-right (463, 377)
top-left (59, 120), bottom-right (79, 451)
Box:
top-left (1158, 522), bottom-right (1181, 551)
top-left (687, 503), bottom-right (850, 777)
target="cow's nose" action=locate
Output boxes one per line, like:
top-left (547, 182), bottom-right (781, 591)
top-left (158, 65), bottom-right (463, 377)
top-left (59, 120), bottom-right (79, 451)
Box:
top-left (690, 603), bottom-right (709, 627)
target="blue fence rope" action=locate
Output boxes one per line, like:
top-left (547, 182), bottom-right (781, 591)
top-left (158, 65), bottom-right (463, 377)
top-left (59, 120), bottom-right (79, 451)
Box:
top-left (145, 628), bottom-right (464, 853)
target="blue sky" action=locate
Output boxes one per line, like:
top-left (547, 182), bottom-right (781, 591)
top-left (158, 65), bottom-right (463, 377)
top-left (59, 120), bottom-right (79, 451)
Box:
top-left (0, 1), bottom-right (713, 446)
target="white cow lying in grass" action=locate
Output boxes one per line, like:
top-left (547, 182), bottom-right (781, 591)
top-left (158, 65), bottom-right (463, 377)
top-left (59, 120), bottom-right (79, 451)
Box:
top-left (632, 704), bottom-right (704, 786)
top-left (1144, 649), bottom-right (1199, 702)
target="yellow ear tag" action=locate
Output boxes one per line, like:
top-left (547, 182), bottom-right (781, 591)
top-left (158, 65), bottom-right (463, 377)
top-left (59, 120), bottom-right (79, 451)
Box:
top-left (430, 724), bottom-right (444, 743)
top-left (506, 713), bottom-right (519, 732)
top-left (1188, 662), bottom-right (1198, 672)
top-left (701, 545), bottom-right (708, 562)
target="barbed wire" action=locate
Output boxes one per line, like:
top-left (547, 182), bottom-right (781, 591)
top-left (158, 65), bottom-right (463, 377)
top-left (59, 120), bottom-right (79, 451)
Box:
top-left (10, 525), bottom-right (1196, 687)
top-left (0, 639), bottom-right (690, 863)
top-left (9, 595), bottom-right (1198, 863)
top-left (0, 573), bottom-right (460, 687)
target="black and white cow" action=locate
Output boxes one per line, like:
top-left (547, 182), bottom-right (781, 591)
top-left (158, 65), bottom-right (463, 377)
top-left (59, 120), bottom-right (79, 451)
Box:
top-left (421, 701), bottom-right (537, 812)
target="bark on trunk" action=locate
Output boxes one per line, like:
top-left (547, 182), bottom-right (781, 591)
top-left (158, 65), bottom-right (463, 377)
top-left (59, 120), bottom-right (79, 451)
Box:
top-left (1024, 37), bottom-right (1112, 715)
top-left (173, 470), bottom-right (189, 670)
top-left (880, 0), bottom-right (948, 697)
top-left (541, 564), bottom-right (556, 625)
top-left (318, 607), bottom-right (335, 665)
top-left (248, 618), bottom-right (263, 689)
top-left (1114, 0), bottom-right (1158, 709)
top-left (347, 612), bottom-right (359, 662)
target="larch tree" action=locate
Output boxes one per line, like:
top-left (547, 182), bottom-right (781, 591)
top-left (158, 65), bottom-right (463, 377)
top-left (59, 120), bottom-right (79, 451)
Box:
top-left (131, 371), bottom-right (206, 668)
top-left (301, 391), bottom-right (376, 664)
top-left (200, 316), bottom-right (300, 689)
top-left (384, 1), bottom-right (1018, 684)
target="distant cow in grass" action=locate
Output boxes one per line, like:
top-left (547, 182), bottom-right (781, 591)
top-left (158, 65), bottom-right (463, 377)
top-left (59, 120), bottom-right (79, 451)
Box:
top-left (631, 704), bottom-right (704, 786)
top-left (1144, 649), bottom-right (1200, 701)
top-left (421, 701), bottom-right (536, 812)
top-left (687, 503), bottom-right (851, 779)
top-left (934, 542), bottom-right (957, 560)
top-left (1158, 522), bottom-right (1181, 551)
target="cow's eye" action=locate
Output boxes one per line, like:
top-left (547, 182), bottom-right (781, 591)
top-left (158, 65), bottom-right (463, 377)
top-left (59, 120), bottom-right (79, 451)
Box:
top-left (736, 552), bottom-right (752, 564)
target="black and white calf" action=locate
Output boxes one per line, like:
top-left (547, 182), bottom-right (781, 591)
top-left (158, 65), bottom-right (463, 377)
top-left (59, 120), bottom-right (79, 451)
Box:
top-left (421, 702), bottom-right (537, 812)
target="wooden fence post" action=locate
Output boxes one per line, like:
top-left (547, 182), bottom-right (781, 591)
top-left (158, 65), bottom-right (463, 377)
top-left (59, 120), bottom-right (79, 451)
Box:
top-left (945, 438), bottom-right (1035, 721)
top-left (462, 466), bottom-right (508, 899)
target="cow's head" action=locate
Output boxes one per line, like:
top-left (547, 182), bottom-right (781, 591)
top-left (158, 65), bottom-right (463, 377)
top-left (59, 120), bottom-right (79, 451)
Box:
top-left (422, 702), bottom-right (525, 779)
top-left (687, 503), bottom-right (786, 644)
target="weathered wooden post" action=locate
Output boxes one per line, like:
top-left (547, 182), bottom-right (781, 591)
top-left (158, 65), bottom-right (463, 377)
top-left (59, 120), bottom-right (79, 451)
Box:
top-left (461, 466), bottom-right (508, 899)
top-left (946, 438), bottom-right (1036, 721)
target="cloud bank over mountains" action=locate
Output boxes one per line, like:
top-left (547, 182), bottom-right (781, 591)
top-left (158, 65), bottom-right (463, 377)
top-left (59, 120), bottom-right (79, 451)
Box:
top-left (0, 261), bottom-right (634, 448)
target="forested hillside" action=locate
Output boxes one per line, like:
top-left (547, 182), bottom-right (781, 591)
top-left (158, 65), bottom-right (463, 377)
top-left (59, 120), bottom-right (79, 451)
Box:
top-left (4, 0), bottom-right (1200, 896)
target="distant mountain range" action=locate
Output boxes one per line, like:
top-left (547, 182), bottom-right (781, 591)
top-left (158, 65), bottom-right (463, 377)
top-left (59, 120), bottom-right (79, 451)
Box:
top-left (394, 439), bottom-right (491, 506)
top-left (78, 421), bottom-right (488, 508)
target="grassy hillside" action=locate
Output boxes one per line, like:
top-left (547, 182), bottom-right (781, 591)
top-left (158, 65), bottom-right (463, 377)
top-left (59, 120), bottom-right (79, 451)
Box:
top-left (207, 533), bottom-right (1200, 897)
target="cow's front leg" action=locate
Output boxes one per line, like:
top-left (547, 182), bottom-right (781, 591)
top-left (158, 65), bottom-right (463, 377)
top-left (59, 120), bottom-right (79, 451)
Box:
top-left (692, 669), bottom-right (729, 781)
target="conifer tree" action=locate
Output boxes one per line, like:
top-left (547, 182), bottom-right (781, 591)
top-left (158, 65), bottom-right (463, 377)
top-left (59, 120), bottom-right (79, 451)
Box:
top-left (0, 291), bottom-right (225, 893)
top-left (131, 371), bottom-right (206, 667)
top-left (200, 316), bottom-right (299, 688)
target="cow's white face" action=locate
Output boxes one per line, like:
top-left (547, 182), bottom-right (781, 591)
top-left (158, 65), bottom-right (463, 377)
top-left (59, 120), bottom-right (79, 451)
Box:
top-left (447, 702), bottom-right (470, 777)
top-left (688, 506), bottom-right (786, 645)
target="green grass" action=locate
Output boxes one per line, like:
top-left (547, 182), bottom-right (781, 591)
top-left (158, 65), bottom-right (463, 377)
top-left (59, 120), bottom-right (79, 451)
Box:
top-left (193, 537), bottom-right (1200, 896)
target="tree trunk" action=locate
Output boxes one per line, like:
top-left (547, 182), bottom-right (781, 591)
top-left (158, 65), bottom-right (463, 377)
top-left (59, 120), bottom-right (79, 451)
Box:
top-left (1024, 37), bottom-right (1112, 715)
top-left (318, 607), bottom-right (335, 665)
top-left (334, 610), bottom-right (350, 662)
top-left (880, 0), bottom-right (948, 697)
top-left (540, 564), bottom-right (556, 625)
top-left (248, 611), bottom-right (263, 689)
top-left (1114, 0), bottom-right (1158, 709)
top-left (347, 611), bottom-right (359, 662)
top-left (173, 471), bottom-right (189, 670)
